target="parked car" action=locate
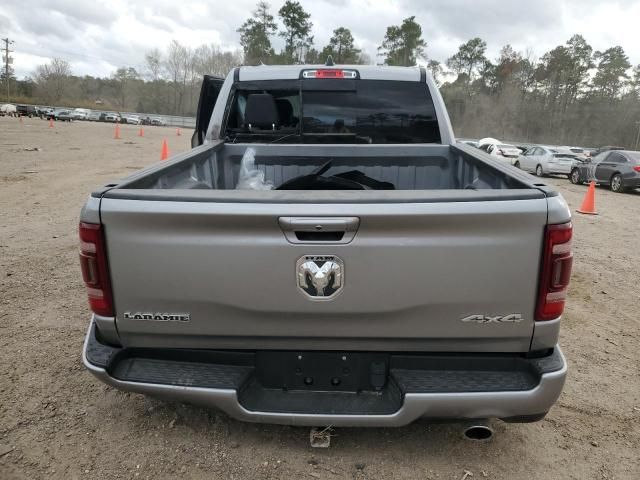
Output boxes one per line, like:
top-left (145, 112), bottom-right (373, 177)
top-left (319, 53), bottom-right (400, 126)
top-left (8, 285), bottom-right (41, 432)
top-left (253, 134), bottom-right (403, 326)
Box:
top-left (72, 111), bottom-right (88, 121)
top-left (570, 150), bottom-right (640, 192)
top-left (478, 142), bottom-right (522, 165)
top-left (56, 110), bottom-right (74, 122)
top-left (150, 117), bottom-right (166, 126)
top-left (0, 103), bottom-right (17, 116)
top-left (122, 114), bottom-right (141, 125)
top-left (516, 145), bottom-right (576, 177)
top-left (81, 65), bottom-right (571, 428)
top-left (102, 112), bottom-right (121, 123)
top-left (47, 109), bottom-right (74, 121)
top-left (16, 105), bottom-right (37, 117)
top-left (88, 111), bottom-right (102, 122)
top-left (36, 106), bottom-right (54, 118)
top-left (567, 147), bottom-right (589, 162)
top-left (460, 139), bottom-right (479, 148)
top-left (72, 108), bottom-right (91, 121)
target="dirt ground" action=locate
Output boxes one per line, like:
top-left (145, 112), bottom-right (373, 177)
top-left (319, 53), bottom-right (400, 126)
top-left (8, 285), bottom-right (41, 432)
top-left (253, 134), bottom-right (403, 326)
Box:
top-left (0, 116), bottom-right (638, 480)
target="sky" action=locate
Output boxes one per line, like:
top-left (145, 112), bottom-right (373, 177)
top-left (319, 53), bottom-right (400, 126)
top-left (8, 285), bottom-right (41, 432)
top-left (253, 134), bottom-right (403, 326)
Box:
top-left (2, 0), bottom-right (640, 79)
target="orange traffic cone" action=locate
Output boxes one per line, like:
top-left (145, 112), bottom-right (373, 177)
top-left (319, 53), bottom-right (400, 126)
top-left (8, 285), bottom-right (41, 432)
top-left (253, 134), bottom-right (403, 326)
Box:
top-left (160, 139), bottom-right (169, 160)
top-left (49, 118), bottom-right (54, 128)
top-left (138, 127), bottom-right (144, 137)
top-left (114, 123), bottom-right (121, 140)
top-left (176, 128), bottom-right (181, 136)
top-left (576, 181), bottom-right (598, 215)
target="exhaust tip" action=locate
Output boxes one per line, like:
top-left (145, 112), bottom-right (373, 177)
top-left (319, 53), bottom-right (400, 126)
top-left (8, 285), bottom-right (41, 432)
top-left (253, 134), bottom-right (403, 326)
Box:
top-left (463, 424), bottom-right (494, 441)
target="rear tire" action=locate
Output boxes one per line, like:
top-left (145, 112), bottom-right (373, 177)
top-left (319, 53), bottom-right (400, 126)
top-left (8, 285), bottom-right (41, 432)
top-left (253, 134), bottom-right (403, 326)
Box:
top-left (610, 173), bottom-right (625, 193)
top-left (536, 165), bottom-right (544, 177)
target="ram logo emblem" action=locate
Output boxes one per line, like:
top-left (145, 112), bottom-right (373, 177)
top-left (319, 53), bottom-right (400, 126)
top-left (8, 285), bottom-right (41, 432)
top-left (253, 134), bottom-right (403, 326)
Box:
top-left (461, 314), bottom-right (523, 324)
top-left (296, 255), bottom-right (344, 299)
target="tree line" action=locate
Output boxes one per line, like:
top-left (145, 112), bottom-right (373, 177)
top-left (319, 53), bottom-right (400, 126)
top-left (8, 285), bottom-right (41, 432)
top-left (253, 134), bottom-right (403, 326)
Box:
top-left (5, 44), bottom-right (242, 117)
top-left (1, 1), bottom-right (639, 148)
top-left (437, 35), bottom-right (640, 147)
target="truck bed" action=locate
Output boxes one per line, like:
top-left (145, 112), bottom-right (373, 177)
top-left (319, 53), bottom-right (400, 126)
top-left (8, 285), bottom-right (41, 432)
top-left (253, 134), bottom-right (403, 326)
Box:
top-left (109, 142), bottom-right (547, 195)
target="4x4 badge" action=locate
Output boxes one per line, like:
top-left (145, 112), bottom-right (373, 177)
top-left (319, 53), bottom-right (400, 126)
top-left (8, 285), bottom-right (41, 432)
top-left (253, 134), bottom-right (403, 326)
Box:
top-left (461, 314), bottom-right (523, 324)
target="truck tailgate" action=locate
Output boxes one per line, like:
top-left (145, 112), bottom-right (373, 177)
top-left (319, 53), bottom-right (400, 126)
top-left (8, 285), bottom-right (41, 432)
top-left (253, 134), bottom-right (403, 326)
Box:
top-left (101, 197), bottom-right (547, 352)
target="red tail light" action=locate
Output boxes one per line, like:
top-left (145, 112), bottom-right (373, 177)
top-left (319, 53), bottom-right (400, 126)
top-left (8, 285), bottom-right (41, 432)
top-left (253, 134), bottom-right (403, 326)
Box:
top-left (79, 222), bottom-right (114, 317)
top-left (633, 166), bottom-right (640, 172)
top-left (535, 223), bottom-right (573, 321)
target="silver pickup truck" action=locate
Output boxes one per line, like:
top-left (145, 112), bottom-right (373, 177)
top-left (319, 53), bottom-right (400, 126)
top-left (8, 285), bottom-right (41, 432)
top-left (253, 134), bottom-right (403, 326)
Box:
top-left (80, 64), bottom-right (572, 427)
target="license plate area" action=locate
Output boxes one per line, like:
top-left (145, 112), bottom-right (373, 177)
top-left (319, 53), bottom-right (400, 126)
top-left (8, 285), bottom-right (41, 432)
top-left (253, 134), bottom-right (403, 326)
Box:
top-left (255, 352), bottom-right (389, 392)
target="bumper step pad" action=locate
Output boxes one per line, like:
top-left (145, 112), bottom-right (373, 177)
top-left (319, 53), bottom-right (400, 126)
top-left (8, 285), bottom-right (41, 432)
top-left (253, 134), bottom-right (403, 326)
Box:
top-left (392, 368), bottom-right (536, 393)
top-left (112, 357), bottom-right (252, 389)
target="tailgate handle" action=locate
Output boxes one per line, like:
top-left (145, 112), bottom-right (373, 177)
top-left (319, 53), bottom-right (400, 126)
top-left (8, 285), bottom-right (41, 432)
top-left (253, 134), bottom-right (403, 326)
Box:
top-left (279, 217), bottom-right (360, 244)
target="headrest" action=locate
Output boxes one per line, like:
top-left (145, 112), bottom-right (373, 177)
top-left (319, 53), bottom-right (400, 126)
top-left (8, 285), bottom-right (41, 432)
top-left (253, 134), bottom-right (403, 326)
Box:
top-left (245, 93), bottom-right (279, 130)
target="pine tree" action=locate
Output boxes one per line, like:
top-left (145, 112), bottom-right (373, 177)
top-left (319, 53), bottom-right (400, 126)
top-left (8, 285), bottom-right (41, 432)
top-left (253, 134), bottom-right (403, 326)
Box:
top-left (378, 16), bottom-right (426, 66)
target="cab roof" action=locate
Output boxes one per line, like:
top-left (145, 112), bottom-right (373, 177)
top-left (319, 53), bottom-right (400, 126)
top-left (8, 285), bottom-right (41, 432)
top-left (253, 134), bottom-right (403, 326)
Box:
top-left (237, 64), bottom-right (425, 82)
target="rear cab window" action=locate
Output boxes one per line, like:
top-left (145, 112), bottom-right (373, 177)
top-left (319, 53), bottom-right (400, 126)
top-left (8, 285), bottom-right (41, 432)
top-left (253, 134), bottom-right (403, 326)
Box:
top-left (224, 77), bottom-right (441, 144)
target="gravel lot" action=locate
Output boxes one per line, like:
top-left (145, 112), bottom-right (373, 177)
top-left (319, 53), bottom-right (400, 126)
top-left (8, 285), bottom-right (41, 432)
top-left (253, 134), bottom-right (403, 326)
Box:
top-left (0, 116), bottom-right (638, 480)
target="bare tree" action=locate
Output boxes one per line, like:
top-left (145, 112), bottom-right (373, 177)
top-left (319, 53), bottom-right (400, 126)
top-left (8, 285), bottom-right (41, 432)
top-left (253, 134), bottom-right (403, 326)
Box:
top-left (145, 49), bottom-right (163, 81)
top-left (33, 58), bottom-right (72, 102)
top-left (112, 67), bottom-right (139, 109)
top-left (193, 45), bottom-right (242, 77)
top-left (164, 40), bottom-right (191, 115)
